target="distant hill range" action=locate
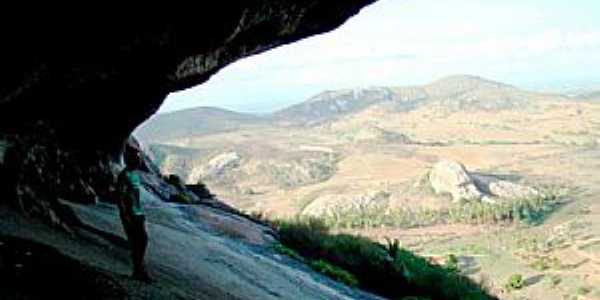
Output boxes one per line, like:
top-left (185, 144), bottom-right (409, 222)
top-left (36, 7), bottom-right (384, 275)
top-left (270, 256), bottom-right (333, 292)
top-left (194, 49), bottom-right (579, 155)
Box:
top-left (579, 91), bottom-right (600, 101)
top-left (136, 75), bottom-right (574, 142)
top-left (135, 106), bottom-right (267, 143)
top-left (272, 75), bottom-right (547, 125)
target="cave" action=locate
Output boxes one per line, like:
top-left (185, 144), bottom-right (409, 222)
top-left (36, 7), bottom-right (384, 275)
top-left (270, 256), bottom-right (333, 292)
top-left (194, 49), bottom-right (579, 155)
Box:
top-left (0, 1), bottom-right (375, 221)
top-left (4, 2), bottom-right (590, 299)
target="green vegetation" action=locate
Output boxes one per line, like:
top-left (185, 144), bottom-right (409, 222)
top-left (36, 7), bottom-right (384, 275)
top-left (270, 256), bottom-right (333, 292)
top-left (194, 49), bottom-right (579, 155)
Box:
top-left (447, 194), bottom-right (560, 226)
top-left (169, 192), bottom-right (191, 204)
top-left (505, 274), bottom-right (524, 291)
top-left (272, 218), bottom-right (495, 300)
top-left (164, 173), bottom-right (214, 202)
top-left (576, 286), bottom-right (591, 296)
top-left (318, 192), bottom-right (561, 229)
top-left (274, 233), bottom-right (358, 287)
top-left (165, 174), bottom-right (186, 191)
top-left (309, 260), bottom-right (359, 287)
top-left (445, 254), bottom-right (459, 273)
top-left (273, 243), bottom-right (304, 261)
top-left (529, 255), bottom-right (562, 271)
top-left (383, 237), bottom-right (401, 259)
top-left (187, 181), bottom-right (214, 199)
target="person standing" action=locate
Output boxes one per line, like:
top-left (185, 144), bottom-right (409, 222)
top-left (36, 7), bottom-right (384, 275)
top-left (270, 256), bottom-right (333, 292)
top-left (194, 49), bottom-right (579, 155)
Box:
top-left (117, 146), bottom-right (151, 282)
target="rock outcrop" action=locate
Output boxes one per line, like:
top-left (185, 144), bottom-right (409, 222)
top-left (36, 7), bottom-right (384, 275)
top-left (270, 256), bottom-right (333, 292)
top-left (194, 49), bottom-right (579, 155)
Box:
top-left (474, 174), bottom-right (540, 201)
top-left (302, 190), bottom-right (390, 218)
top-left (428, 160), bottom-right (539, 203)
top-left (429, 160), bottom-right (483, 202)
top-left (338, 124), bottom-right (412, 143)
top-left (203, 152), bottom-right (242, 178)
top-left (0, 188), bottom-right (382, 300)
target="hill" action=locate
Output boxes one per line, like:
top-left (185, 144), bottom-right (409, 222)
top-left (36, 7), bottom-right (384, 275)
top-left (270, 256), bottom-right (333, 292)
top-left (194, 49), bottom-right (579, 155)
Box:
top-left (272, 87), bottom-right (396, 126)
top-left (138, 75), bottom-right (571, 137)
top-left (579, 90), bottom-right (600, 101)
top-left (271, 75), bottom-right (563, 126)
top-left (135, 107), bottom-right (267, 144)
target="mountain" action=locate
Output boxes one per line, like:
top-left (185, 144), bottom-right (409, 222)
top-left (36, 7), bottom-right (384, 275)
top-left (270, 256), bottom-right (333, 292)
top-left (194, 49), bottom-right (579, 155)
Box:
top-left (272, 87), bottom-right (396, 125)
top-left (579, 90), bottom-right (600, 101)
top-left (419, 75), bottom-right (533, 112)
top-left (272, 75), bottom-right (553, 126)
top-left (139, 75), bottom-right (570, 137)
top-left (133, 76), bottom-right (584, 168)
top-left (135, 107), bottom-right (266, 144)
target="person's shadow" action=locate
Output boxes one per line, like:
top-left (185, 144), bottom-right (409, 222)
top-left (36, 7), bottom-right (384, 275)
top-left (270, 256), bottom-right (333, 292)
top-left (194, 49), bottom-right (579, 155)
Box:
top-left (57, 200), bottom-right (130, 249)
top-left (76, 222), bottom-right (130, 249)
top-left (523, 274), bottom-right (545, 287)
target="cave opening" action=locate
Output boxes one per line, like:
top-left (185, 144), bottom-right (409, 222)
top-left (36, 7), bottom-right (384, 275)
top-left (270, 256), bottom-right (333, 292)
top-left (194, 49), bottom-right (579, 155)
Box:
top-left (1, 0), bottom-right (600, 299)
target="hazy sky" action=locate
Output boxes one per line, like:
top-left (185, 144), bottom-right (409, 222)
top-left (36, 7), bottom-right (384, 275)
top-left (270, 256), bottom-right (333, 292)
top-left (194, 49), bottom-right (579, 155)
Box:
top-left (160, 0), bottom-right (600, 114)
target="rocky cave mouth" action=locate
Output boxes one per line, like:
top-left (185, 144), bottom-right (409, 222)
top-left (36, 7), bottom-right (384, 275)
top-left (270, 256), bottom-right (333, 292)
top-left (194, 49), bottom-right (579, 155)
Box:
top-left (3, 2), bottom-right (597, 300)
top-left (0, 1), bottom-right (376, 224)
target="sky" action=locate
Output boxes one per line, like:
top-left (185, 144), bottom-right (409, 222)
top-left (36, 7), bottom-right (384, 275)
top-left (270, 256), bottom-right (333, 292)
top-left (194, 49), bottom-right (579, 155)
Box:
top-left (160, 0), bottom-right (600, 114)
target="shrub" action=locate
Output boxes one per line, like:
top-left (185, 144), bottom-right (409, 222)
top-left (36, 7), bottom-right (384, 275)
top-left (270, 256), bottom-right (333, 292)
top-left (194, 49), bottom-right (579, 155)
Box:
top-left (273, 218), bottom-right (494, 300)
top-left (274, 241), bottom-right (359, 288)
top-left (445, 254), bottom-right (459, 273)
top-left (169, 192), bottom-right (191, 204)
top-left (383, 237), bottom-right (401, 259)
top-left (165, 174), bottom-right (186, 191)
top-left (576, 286), bottom-right (591, 295)
top-left (545, 274), bottom-right (561, 288)
top-left (273, 243), bottom-right (304, 262)
top-left (317, 192), bottom-right (561, 230)
top-left (309, 260), bottom-right (359, 287)
top-left (187, 181), bottom-right (214, 199)
top-left (505, 274), bottom-right (524, 291)
top-left (529, 256), bottom-right (562, 271)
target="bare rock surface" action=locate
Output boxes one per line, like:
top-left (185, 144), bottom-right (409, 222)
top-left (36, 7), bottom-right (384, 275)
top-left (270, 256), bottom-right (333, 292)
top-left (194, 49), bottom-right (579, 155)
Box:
top-left (0, 186), bottom-right (382, 300)
top-left (429, 160), bottom-right (539, 202)
top-left (429, 160), bottom-right (483, 202)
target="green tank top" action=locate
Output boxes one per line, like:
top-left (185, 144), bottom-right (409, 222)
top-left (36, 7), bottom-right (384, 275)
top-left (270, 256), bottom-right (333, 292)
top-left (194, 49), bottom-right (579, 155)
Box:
top-left (125, 171), bottom-right (144, 216)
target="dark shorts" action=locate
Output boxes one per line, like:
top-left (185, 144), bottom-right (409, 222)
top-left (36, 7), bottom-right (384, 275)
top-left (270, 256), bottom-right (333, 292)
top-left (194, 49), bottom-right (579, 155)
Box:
top-left (121, 214), bottom-right (147, 245)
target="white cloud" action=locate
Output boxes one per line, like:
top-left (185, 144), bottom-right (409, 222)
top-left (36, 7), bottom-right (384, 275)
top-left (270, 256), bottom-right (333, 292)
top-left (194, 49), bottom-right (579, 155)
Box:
top-left (161, 0), bottom-right (600, 113)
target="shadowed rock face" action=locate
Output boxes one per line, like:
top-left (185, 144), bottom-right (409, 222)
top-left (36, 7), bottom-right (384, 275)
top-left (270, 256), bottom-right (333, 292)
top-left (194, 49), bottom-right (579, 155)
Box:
top-left (0, 1), bottom-right (375, 152)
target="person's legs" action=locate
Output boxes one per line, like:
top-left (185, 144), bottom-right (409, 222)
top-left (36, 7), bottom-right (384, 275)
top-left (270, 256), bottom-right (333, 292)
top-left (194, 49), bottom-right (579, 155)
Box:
top-left (131, 215), bottom-right (151, 281)
top-left (120, 214), bottom-right (139, 275)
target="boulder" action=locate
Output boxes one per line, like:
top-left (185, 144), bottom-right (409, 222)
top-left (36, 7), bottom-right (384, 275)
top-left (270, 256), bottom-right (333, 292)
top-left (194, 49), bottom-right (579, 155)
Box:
top-left (186, 152), bottom-right (241, 183)
top-left (206, 152), bottom-right (241, 176)
top-left (428, 160), bottom-right (483, 202)
top-left (428, 160), bottom-right (541, 203)
top-left (488, 180), bottom-right (539, 200)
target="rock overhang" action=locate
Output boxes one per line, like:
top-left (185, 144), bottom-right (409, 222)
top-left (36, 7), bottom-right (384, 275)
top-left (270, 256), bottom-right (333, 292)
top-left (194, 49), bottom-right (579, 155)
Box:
top-left (0, 1), bottom-right (377, 153)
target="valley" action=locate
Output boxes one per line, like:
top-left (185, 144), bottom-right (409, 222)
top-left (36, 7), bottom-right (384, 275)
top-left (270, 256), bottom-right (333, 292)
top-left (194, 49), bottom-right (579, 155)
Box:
top-left (136, 75), bottom-right (600, 299)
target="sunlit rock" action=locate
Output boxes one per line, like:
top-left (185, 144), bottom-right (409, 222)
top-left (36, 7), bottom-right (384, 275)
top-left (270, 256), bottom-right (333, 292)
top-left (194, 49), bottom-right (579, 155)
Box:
top-left (429, 160), bottom-right (483, 202)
